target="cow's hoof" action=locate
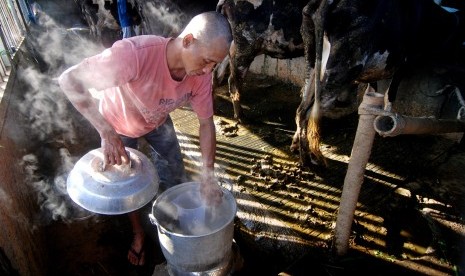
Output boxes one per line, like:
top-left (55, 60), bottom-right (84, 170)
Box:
top-left (289, 143), bottom-right (299, 153)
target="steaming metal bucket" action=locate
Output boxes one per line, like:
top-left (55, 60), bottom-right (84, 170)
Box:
top-left (150, 182), bottom-right (236, 273)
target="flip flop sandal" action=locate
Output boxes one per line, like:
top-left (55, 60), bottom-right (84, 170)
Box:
top-left (128, 244), bottom-right (145, 266)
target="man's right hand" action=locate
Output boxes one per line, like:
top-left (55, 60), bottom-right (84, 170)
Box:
top-left (200, 170), bottom-right (223, 206)
top-left (100, 129), bottom-right (129, 166)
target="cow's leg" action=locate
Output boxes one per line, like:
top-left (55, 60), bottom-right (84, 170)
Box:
top-left (212, 55), bottom-right (230, 90)
top-left (292, 74), bottom-right (316, 166)
top-left (292, 1), bottom-right (318, 166)
top-left (217, 0), bottom-right (255, 122)
top-left (228, 41), bottom-right (244, 121)
top-left (228, 40), bottom-right (257, 122)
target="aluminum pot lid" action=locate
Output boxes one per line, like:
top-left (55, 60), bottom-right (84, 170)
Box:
top-left (67, 147), bottom-right (159, 215)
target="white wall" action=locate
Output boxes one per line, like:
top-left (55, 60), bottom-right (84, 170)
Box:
top-left (249, 54), bottom-right (307, 86)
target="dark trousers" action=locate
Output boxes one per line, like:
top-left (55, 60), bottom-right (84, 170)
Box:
top-left (119, 116), bottom-right (188, 193)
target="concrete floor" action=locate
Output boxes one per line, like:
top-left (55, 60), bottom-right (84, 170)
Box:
top-left (168, 78), bottom-right (465, 275)
top-left (35, 74), bottom-right (465, 276)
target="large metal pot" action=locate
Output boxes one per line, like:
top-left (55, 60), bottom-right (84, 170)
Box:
top-left (149, 182), bottom-right (236, 273)
top-left (67, 147), bottom-right (159, 215)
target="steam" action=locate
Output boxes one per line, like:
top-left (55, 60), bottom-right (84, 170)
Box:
top-left (177, 132), bottom-right (234, 190)
top-left (14, 5), bottom-right (105, 223)
top-left (18, 2), bottom-right (106, 142)
top-left (14, 0), bottom-right (193, 224)
top-left (29, 3), bottom-right (104, 69)
top-left (21, 153), bottom-right (69, 223)
top-left (141, 1), bottom-right (187, 36)
top-left (18, 67), bottom-right (76, 142)
top-left (0, 188), bottom-right (13, 207)
top-left (20, 149), bottom-right (94, 224)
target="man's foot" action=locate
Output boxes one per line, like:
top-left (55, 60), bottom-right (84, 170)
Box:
top-left (128, 232), bottom-right (145, 266)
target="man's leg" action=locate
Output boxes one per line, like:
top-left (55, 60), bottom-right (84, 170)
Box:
top-left (119, 136), bottom-right (146, 266)
top-left (122, 26), bottom-right (132, 38)
top-left (144, 116), bottom-right (188, 192)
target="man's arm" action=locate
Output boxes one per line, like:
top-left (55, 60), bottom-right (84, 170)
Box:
top-left (198, 116), bottom-right (222, 205)
top-left (58, 65), bottom-right (128, 165)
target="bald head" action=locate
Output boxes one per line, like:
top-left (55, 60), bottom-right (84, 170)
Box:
top-left (179, 11), bottom-right (232, 47)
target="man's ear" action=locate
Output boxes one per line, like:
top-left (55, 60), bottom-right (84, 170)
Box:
top-left (182, 34), bottom-right (195, 48)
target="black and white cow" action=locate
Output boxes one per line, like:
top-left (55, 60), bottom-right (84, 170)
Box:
top-left (298, 0), bottom-right (465, 165)
top-left (218, 0), bottom-right (465, 166)
top-left (216, 0), bottom-right (308, 120)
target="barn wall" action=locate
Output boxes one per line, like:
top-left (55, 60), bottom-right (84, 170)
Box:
top-left (0, 44), bottom-right (48, 276)
top-left (249, 55), bottom-right (306, 86)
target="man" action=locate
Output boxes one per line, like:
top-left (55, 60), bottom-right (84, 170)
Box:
top-left (112, 0), bottom-right (142, 38)
top-left (117, 0), bottom-right (133, 38)
top-left (58, 11), bottom-right (232, 266)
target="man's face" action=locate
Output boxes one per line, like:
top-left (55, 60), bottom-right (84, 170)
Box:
top-left (183, 37), bottom-right (229, 76)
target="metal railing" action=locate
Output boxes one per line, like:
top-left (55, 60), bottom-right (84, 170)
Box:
top-left (0, 0), bottom-right (28, 90)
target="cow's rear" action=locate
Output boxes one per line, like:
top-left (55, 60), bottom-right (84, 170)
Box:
top-left (217, 0), bottom-right (307, 120)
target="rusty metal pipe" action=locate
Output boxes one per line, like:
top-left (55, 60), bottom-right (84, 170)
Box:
top-left (374, 114), bottom-right (465, 137)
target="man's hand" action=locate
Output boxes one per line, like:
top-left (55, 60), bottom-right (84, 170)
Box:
top-left (200, 170), bottom-right (223, 206)
top-left (100, 129), bottom-right (129, 166)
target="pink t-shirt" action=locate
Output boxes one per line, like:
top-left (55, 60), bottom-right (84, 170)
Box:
top-left (77, 35), bottom-right (213, 137)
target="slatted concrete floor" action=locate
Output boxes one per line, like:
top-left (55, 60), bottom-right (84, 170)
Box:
top-left (170, 105), bottom-right (464, 275)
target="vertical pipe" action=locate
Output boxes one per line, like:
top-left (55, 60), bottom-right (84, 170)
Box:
top-left (333, 89), bottom-right (384, 256)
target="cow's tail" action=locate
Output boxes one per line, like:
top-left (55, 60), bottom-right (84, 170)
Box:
top-left (307, 76), bottom-right (326, 166)
top-left (307, 92), bottom-right (325, 165)
top-left (307, 0), bottom-right (328, 166)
